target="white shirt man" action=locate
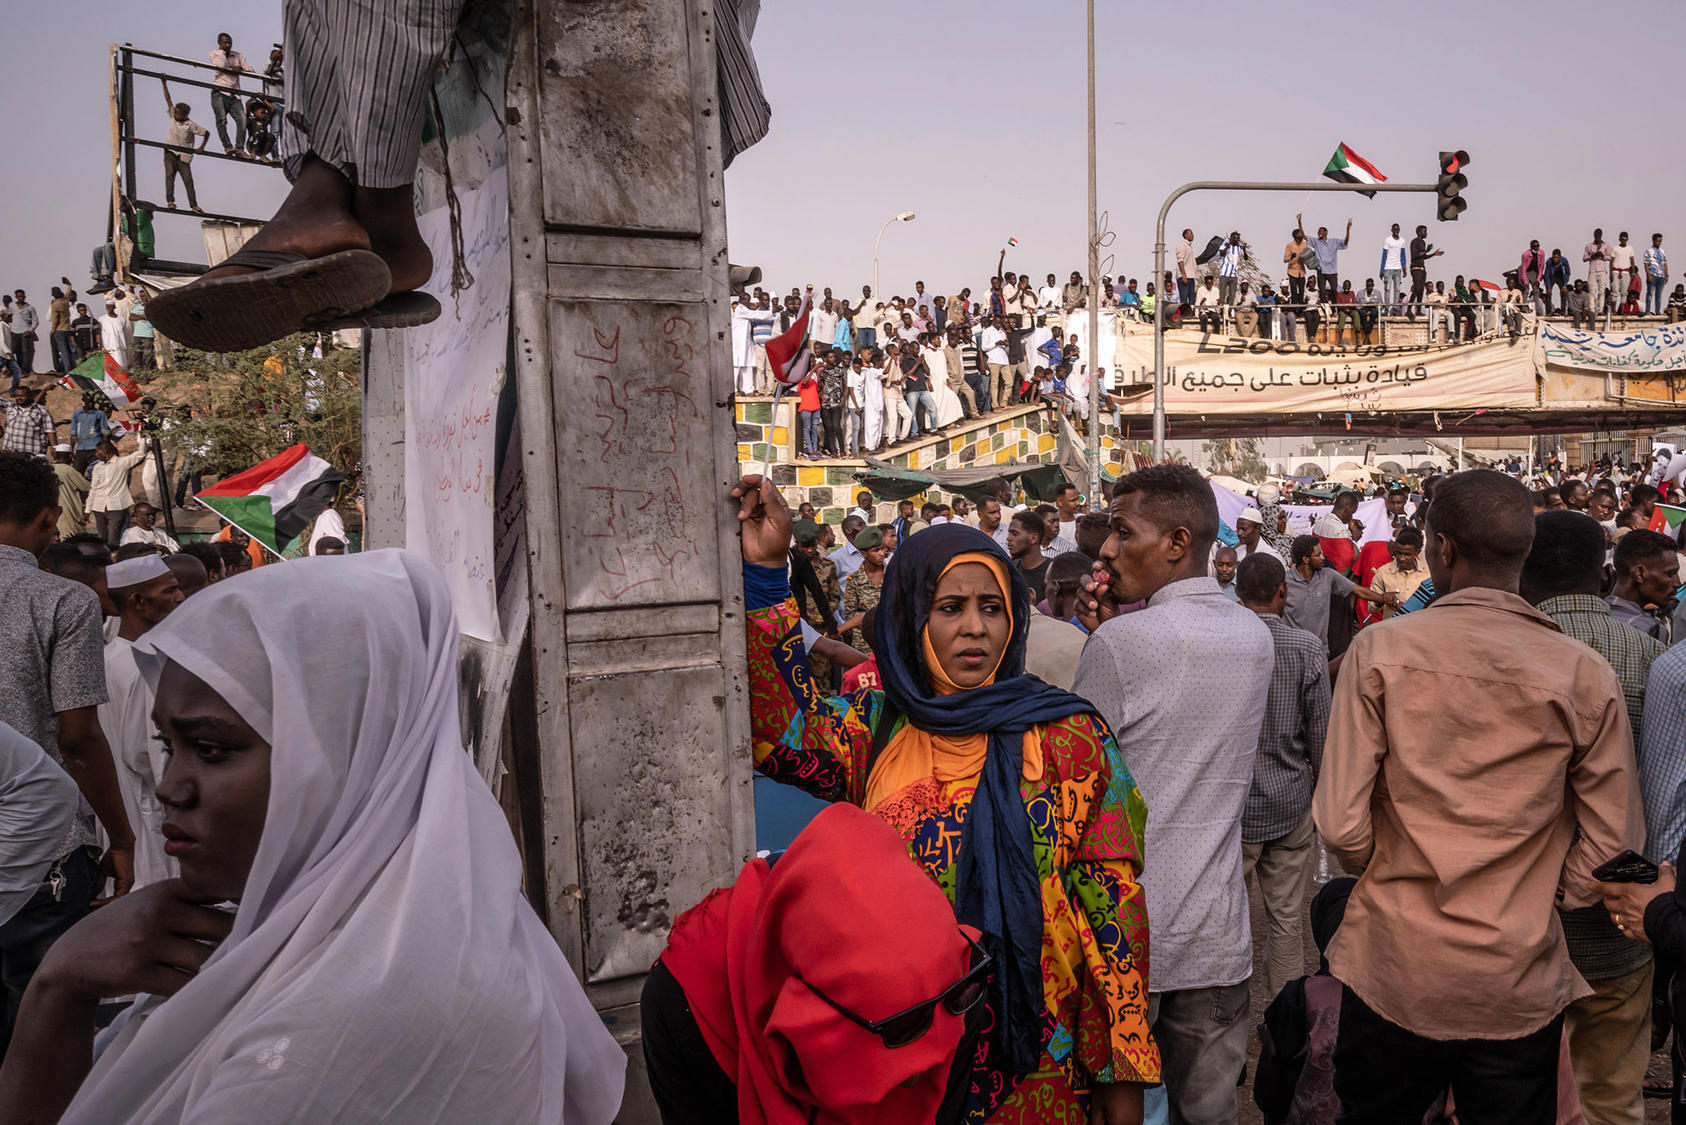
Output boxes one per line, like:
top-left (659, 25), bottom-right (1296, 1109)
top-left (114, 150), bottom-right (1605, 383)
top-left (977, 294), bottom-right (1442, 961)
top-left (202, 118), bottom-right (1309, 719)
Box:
top-left (981, 324), bottom-right (1008, 366)
top-left (98, 305), bottom-right (129, 367)
top-left (120, 524), bottom-right (179, 554)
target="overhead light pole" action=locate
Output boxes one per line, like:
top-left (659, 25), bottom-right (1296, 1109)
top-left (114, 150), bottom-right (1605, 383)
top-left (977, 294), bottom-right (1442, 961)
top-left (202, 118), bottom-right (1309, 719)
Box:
top-left (873, 210), bottom-right (915, 298)
top-left (1085, 0), bottom-right (1101, 501)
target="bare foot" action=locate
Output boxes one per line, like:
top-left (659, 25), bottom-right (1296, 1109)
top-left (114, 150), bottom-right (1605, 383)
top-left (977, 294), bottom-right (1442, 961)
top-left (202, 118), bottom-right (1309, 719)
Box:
top-left (202, 157), bottom-right (371, 281)
top-left (354, 185), bottom-right (433, 293)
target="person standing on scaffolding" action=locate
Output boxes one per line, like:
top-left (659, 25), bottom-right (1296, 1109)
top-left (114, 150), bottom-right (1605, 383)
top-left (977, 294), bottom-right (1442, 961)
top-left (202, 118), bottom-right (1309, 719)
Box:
top-left (159, 80), bottom-right (208, 215)
top-left (207, 32), bottom-right (253, 157)
top-left (148, 0), bottom-right (769, 353)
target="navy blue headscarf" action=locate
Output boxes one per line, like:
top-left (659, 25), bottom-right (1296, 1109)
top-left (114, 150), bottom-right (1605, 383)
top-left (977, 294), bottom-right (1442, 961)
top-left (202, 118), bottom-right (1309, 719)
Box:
top-left (874, 523), bottom-right (1096, 1075)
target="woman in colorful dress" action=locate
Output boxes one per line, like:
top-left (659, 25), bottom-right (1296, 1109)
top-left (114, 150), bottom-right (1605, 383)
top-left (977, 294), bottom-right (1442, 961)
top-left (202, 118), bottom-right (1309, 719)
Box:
top-left (731, 474), bottom-right (1159, 1125)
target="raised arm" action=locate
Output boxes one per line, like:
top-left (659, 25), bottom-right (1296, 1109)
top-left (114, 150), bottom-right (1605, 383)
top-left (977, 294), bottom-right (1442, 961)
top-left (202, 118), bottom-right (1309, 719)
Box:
top-left (732, 475), bottom-right (878, 806)
top-left (160, 77), bottom-right (174, 113)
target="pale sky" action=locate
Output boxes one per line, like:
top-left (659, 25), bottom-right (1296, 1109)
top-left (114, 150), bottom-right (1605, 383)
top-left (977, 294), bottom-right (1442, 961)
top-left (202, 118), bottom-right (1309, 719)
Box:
top-left (4, 1), bottom-right (1681, 314)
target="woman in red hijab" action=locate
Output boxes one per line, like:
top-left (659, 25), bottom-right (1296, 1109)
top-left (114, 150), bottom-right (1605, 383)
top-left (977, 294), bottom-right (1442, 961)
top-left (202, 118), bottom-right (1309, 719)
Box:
top-left (643, 804), bottom-right (986, 1125)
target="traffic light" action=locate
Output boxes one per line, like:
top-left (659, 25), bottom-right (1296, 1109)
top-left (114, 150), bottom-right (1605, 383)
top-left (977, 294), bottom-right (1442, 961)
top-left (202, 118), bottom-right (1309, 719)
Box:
top-left (1437, 150), bottom-right (1470, 222)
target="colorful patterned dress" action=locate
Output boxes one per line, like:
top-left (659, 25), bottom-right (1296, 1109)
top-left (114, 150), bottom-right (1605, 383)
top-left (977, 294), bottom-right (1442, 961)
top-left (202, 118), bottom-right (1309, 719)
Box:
top-left (748, 596), bottom-right (1160, 1123)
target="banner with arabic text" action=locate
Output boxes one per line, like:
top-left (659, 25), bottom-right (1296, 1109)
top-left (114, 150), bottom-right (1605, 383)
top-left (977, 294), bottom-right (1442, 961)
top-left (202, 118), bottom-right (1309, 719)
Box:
top-left (1539, 322), bottom-right (1686, 373)
top-left (1112, 330), bottom-right (1538, 414)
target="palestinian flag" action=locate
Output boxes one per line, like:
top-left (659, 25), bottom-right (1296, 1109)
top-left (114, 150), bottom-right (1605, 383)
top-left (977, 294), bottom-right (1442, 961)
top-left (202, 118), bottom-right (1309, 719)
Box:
top-left (1650, 503), bottom-right (1686, 538)
top-left (195, 444), bottom-right (345, 555)
top-left (1322, 143), bottom-right (1387, 198)
top-left (61, 352), bottom-right (141, 408)
top-left (764, 294), bottom-right (812, 387)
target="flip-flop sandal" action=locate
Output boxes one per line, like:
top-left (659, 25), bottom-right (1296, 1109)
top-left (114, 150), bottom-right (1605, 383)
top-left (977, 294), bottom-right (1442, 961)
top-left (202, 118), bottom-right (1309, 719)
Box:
top-left (146, 248), bottom-right (391, 353)
top-left (301, 290), bottom-right (442, 333)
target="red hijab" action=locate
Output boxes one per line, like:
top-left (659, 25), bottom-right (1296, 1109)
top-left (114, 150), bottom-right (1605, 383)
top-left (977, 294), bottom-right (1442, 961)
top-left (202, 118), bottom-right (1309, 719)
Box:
top-left (660, 804), bottom-right (975, 1125)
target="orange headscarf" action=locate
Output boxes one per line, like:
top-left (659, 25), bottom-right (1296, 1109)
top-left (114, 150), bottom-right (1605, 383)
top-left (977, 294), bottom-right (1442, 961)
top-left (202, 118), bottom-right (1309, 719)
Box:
top-left (864, 553), bottom-right (1041, 810)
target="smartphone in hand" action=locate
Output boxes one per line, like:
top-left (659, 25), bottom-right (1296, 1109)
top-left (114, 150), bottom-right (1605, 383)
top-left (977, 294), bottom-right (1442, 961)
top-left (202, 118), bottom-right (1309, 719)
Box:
top-left (1592, 850), bottom-right (1659, 885)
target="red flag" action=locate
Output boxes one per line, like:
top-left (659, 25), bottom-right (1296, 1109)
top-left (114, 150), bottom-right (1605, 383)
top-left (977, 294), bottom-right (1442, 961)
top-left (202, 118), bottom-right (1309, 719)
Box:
top-left (763, 296), bottom-right (813, 387)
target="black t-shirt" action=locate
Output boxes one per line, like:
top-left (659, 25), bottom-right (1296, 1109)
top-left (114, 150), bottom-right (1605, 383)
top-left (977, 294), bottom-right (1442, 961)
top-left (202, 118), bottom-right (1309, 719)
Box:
top-left (1006, 328), bottom-right (1032, 365)
top-left (1409, 236), bottom-right (1429, 270)
top-left (900, 353), bottom-right (928, 393)
top-left (1013, 555), bottom-right (1048, 603)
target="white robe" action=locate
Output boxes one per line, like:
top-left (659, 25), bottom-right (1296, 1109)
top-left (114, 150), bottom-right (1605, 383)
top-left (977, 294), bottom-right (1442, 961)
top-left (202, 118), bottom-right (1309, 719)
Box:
top-left (933, 382), bottom-right (965, 427)
top-left (98, 637), bottom-right (176, 890)
top-left (862, 366), bottom-right (884, 450)
top-left (731, 302), bottom-right (757, 394)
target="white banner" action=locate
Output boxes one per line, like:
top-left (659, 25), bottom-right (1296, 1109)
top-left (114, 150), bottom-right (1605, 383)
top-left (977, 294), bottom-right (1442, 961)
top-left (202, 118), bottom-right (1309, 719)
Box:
top-left (403, 167), bottom-right (510, 642)
top-left (1540, 322), bottom-right (1686, 373)
top-left (1210, 481), bottom-right (1399, 546)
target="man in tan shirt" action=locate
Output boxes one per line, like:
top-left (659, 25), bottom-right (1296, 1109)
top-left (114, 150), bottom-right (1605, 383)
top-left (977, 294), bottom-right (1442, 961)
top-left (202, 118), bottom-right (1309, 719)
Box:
top-left (1314, 469), bottom-right (1642, 1122)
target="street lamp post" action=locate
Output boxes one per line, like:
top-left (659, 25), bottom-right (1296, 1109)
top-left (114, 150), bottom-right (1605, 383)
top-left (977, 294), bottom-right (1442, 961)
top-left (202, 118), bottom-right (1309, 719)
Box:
top-left (1085, 0), bottom-right (1101, 506)
top-left (873, 210), bottom-right (915, 298)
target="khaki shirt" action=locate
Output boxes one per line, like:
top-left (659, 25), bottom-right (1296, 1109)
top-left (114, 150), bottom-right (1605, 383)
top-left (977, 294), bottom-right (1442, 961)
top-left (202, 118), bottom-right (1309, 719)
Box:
top-left (1314, 586), bottom-right (1641, 1040)
top-left (1284, 240), bottom-right (1309, 278)
top-left (1368, 559), bottom-right (1427, 618)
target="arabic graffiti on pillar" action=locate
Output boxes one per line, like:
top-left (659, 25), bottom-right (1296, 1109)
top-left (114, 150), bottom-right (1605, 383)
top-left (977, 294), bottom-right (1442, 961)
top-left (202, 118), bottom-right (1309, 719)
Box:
top-left (557, 301), bottom-right (711, 606)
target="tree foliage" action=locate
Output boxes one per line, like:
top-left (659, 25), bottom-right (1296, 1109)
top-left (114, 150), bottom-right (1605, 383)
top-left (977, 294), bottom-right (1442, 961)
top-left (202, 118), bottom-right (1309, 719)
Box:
top-left (1203, 437), bottom-right (1269, 482)
top-left (158, 337), bottom-right (362, 497)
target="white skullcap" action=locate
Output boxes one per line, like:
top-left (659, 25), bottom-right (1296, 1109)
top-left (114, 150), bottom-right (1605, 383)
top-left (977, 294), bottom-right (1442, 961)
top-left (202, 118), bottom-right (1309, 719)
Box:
top-left (1238, 507), bottom-right (1265, 524)
top-left (52, 443), bottom-right (70, 452)
top-left (106, 553), bottom-right (170, 589)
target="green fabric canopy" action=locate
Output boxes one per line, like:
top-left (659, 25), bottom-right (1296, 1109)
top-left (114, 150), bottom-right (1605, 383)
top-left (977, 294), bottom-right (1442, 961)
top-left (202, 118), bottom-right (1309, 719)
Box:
top-left (853, 458), bottom-right (1073, 503)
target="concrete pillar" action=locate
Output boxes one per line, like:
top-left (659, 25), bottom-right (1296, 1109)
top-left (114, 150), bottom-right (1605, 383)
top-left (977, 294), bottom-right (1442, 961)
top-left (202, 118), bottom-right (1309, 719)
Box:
top-left (506, 0), bottom-right (754, 1114)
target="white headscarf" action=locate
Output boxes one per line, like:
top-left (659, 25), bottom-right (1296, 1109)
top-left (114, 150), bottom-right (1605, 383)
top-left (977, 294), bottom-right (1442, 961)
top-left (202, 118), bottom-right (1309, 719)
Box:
top-left (63, 551), bottom-right (625, 1124)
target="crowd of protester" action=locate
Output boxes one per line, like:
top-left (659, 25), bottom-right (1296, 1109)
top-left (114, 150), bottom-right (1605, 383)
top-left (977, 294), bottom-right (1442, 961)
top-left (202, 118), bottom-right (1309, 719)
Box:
top-left (625, 451), bottom-right (1686, 1125)
top-left (727, 221), bottom-right (1680, 461)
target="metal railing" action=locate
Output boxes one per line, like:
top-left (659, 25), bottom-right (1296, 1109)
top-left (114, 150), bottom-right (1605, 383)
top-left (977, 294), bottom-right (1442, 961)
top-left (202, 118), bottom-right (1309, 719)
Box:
top-left (108, 42), bottom-right (284, 278)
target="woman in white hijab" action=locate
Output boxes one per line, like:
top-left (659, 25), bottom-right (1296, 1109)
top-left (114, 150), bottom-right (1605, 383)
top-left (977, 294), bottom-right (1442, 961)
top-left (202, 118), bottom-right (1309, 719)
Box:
top-left (0, 550), bottom-right (625, 1123)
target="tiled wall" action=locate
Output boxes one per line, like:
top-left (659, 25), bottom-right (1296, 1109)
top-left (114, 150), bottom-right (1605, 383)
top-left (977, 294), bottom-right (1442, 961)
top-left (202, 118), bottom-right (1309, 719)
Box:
top-left (734, 396), bottom-right (1133, 526)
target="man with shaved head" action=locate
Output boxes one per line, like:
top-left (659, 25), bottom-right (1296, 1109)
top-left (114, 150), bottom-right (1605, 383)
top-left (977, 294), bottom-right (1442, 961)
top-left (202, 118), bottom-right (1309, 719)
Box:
top-left (1073, 463), bottom-right (1273, 1122)
top-left (1315, 470), bottom-right (1641, 1119)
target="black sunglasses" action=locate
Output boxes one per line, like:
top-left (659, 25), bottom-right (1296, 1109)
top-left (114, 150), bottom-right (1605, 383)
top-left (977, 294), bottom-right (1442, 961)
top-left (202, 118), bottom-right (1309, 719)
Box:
top-left (796, 931), bottom-right (992, 1049)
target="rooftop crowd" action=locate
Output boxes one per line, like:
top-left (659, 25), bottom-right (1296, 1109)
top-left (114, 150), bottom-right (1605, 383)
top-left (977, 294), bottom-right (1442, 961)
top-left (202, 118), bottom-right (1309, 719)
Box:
top-left (726, 219), bottom-right (1682, 462)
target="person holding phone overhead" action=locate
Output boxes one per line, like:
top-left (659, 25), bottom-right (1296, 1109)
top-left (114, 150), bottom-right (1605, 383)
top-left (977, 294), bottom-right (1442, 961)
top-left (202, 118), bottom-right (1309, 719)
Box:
top-left (1313, 471), bottom-right (1642, 1122)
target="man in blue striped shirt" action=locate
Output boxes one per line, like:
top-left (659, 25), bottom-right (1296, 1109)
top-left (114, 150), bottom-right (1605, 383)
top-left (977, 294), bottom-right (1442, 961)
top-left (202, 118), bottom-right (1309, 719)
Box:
top-left (1217, 232), bottom-right (1245, 307)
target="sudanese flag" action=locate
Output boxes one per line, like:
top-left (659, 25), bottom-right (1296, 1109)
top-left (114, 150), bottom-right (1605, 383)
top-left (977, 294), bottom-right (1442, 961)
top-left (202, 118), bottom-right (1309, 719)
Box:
top-left (195, 443), bottom-right (345, 555)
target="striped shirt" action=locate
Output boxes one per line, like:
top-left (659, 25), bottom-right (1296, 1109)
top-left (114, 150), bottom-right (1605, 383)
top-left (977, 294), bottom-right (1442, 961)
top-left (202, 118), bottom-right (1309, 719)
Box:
top-left (1541, 594), bottom-right (1663, 980)
top-left (1242, 614), bottom-right (1331, 843)
top-left (1642, 645), bottom-right (1686, 864)
top-left (1218, 241), bottom-right (1244, 278)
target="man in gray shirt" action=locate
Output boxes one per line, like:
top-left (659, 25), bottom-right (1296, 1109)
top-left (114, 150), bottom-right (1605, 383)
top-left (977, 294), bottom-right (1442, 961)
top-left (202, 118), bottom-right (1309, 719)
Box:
top-left (1074, 463), bottom-right (1274, 1125)
top-left (1283, 534), bottom-right (1396, 652)
top-left (1235, 553), bottom-right (1330, 996)
top-left (0, 452), bottom-right (133, 1057)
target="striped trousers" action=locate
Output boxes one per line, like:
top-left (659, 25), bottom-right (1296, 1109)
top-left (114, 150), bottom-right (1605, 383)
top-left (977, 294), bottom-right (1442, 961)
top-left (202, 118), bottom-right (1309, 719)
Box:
top-left (278, 0), bottom-right (467, 188)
